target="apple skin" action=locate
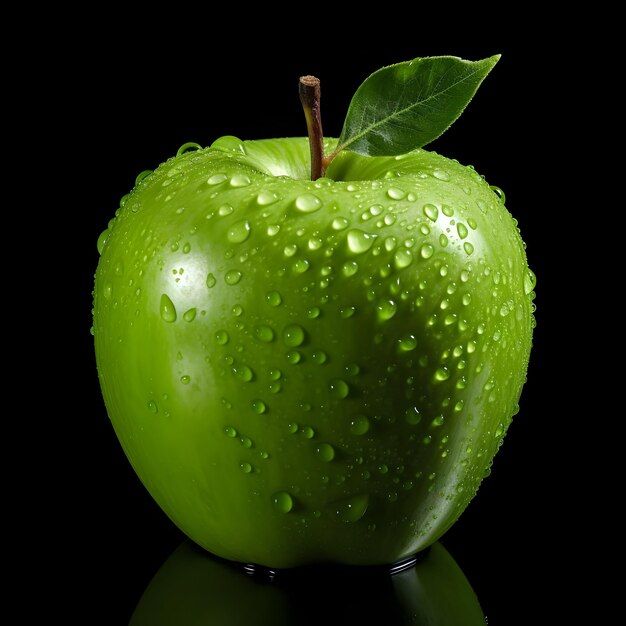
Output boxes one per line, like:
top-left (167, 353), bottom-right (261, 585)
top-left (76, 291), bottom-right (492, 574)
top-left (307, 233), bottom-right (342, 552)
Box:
top-left (130, 541), bottom-right (485, 626)
top-left (94, 137), bottom-right (534, 567)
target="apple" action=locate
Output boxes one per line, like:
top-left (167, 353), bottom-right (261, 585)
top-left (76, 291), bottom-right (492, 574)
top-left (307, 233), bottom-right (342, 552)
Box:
top-left (94, 56), bottom-right (535, 568)
top-left (130, 540), bottom-right (485, 625)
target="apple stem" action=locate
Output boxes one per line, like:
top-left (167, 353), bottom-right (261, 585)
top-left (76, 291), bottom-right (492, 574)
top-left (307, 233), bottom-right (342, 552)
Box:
top-left (299, 75), bottom-right (326, 180)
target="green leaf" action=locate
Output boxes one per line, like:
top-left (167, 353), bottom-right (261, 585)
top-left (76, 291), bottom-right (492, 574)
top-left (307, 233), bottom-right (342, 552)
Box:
top-left (337, 55), bottom-right (500, 157)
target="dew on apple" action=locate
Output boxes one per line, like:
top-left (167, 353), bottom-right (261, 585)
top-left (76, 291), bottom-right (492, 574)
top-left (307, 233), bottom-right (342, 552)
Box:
top-left (334, 494), bottom-right (369, 523)
top-left (463, 242), bottom-right (475, 255)
top-left (283, 324), bottom-right (305, 347)
top-left (490, 185), bottom-right (506, 203)
top-left (286, 350), bottom-right (302, 364)
top-left (251, 399), bottom-right (267, 414)
top-left (224, 426), bottom-right (237, 438)
top-left (307, 306), bottom-right (321, 318)
top-left (218, 205), bottom-right (234, 216)
top-left (229, 174), bottom-right (251, 188)
top-left (207, 173), bottom-right (227, 186)
top-left (232, 364), bottom-right (253, 382)
top-left (329, 378), bottom-right (349, 399)
top-left (180, 375), bottom-right (191, 385)
top-left (387, 187), bottom-right (406, 200)
top-left (147, 400), bottom-right (158, 413)
top-left (394, 248), bottom-right (413, 269)
top-left (183, 308), bottom-right (197, 322)
top-left (350, 415), bottom-right (370, 435)
top-left (295, 193), bottom-right (322, 213)
top-left (331, 217), bottom-right (349, 230)
top-left (257, 190), bottom-right (278, 206)
top-left (347, 228), bottom-right (377, 254)
top-left (315, 443), bottom-right (335, 462)
top-left (224, 270), bottom-right (242, 285)
top-left (398, 334), bottom-right (417, 352)
top-left (301, 425), bottom-right (315, 438)
top-left (376, 299), bottom-right (397, 321)
top-left (432, 169), bottom-right (450, 181)
top-left (266, 290), bottom-right (282, 306)
top-left (227, 220), bottom-right (251, 244)
top-left (160, 294), bottom-right (177, 322)
top-left (240, 462), bottom-right (252, 474)
top-left (340, 306), bottom-right (356, 318)
top-left (311, 351), bottom-right (327, 365)
top-left (288, 422), bottom-right (299, 434)
top-left (292, 259), bottom-right (310, 274)
top-left (240, 436), bottom-right (252, 449)
top-left (215, 330), bottom-right (229, 345)
top-left (272, 491), bottom-right (294, 514)
top-left (419, 243), bottom-right (434, 259)
top-left (255, 325), bottom-right (275, 342)
top-left (457, 223), bottom-right (469, 239)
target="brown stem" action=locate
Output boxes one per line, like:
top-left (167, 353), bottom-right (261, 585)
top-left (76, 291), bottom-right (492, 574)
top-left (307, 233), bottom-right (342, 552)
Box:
top-left (299, 75), bottom-right (325, 180)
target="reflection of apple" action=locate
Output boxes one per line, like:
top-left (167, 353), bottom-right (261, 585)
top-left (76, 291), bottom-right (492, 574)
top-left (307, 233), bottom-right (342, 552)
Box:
top-left (130, 540), bottom-right (484, 626)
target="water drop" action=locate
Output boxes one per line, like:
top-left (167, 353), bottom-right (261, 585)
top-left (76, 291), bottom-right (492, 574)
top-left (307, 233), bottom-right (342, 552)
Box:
top-left (230, 174), bottom-right (251, 187)
top-left (334, 494), bottom-right (369, 523)
top-left (251, 399), bottom-right (267, 414)
top-left (329, 378), bottom-right (349, 399)
top-left (295, 193), bottom-right (322, 213)
top-left (215, 330), bottom-right (229, 345)
top-left (316, 443), bottom-right (335, 462)
top-left (293, 258), bottom-right (310, 274)
top-left (490, 185), bottom-right (506, 203)
top-left (147, 400), bottom-right (158, 414)
top-left (218, 205), bottom-right (234, 216)
top-left (224, 426), bottom-right (237, 438)
top-left (420, 243), bottom-right (434, 259)
top-left (394, 248), bottom-right (413, 269)
top-left (423, 204), bottom-right (439, 221)
top-left (227, 220), bottom-right (251, 243)
top-left (311, 350), bottom-right (327, 364)
top-left (272, 491), bottom-right (294, 513)
top-left (225, 270), bottom-right (242, 285)
top-left (160, 294), bottom-right (177, 322)
top-left (387, 187), bottom-right (406, 200)
top-left (434, 367), bottom-right (450, 382)
top-left (431, 415), bottom-right (445, 427)
top-left (255, 325), bottom-right (275, 342)
top-left (347, 229), bottom-right (377, 254)
top-left (240, 462), bottom-right (252, 473)
top-left (524, 269), bottom-right (537, 295)
top-left (183, 308), bottom-right (197, 322)
top-left (457, 223), bottom-right (468, 239)
top-left (405, 407), bottom-right (421, 425)
top-left (233, 364), bottom-right (253, 382)
top-left (398, 333), bottom-right (417, 352)
top-left (433, 169), bottom-right (450, 181)
top-left (307, 306), bottom-right (321, 319)
top-left (207, 173), bottom-right (227, 185)
top-left (463, 242), bottom-right (474, 255)
top-left (342, 261), bottom-right (358, 277)
top-left (257, 190), bottom-right (278, 205)
top-left (376, 299), bottom-right (397, 321)
top-left (283, 324), bottom-right (305, 347)
top-left (96, 230), bottom-right (108, 254)
top-left (332, 217), bottom-right (349, 230)
top-left (206, 273), bottom-right (216, 288)
top-left (350, 415), bottom-right (370, 435)
top-left (286, 350), bottom-right (302, 364)
top-left (266, 291), bottom-right (282, 306)
top-left (180, 375), bottom-right (191, 385)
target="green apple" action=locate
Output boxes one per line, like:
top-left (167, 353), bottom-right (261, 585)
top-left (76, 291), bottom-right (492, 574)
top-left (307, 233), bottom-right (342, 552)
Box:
top-left (130, 541), bottom-right (485, 626)
top-left (94, 56), bottom-right (535, 568)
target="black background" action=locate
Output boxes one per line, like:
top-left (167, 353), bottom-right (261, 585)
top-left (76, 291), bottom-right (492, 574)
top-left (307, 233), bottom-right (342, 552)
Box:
top-left (55, 29), bottom-right (574, 625)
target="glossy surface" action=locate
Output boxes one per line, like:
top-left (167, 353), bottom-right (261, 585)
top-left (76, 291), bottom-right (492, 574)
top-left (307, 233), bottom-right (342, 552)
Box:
top-left (94, 137), bottom-right (534, 567)
top-left (130, 541), bottom-right (485, 626)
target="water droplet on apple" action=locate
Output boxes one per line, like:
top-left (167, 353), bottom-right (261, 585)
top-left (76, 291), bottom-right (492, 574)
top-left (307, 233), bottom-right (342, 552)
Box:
top-left (207, 173), bottom-right (227, 185)
top-left (376, 299), bottom-right (397, 321)
top-left (251, 399), bottom-right (267, 414)
top-left (394, 248), bottom-right (413, 269)
top-left (215, 330), bottom-right (229, 345)
top-left (230, 174), bottom-right (251, 188)
top-left (227, 220), bottom-right (251, 243)
top-left (347, 229), bottom-right (377, 254)
top-left (311, 350), bottom-right (327, 365)
top-left (340, 306), bottom-right (356, 318)
top-left (332, 217), bottom-right (349, 230)
top-left (225, 270), bottom-right (242, 285)
top-left (432, 169), bottom-right (450, 181)
top-left (147, 400), bottom-right (158, 413)
top-left (307, 306), bottom-right (321, 318)
top-left (463, 242), bottom-right (474, 255)
top-left (316, 443), bottom-right (335, 462)
top-left (524, 269), bottom-right (537, 295)
top-left (293, 259), bottom-right (310, 274)
top-left (257, 190), bottom-right (278, 205)
top-left (97, 230), bottom-right (109, 254)
top-left (183, 308), bottom-right (196, 322)
top-left (255, 325), bottom-right (275, 342)
top-left (283, 324), bottom-right (305, 347)
top-left (457, 223), bottom-right (468, 239)
top-left (329, 378), bottom-right (349, 399)
top-left (295, 193), bottom-right (322, 213)
top-left (205, 273), bottom-right (217, 289)
top-left (266, 291), bottom-right (282, 306)
top-left (387, 187), bottom-right (406, 200)
top-left (398, 334), bottom-right (417, 352)
top-left (490, 185), bottom-right (506, 203)
top-left (434, 368), bottom-right (449, 382)
top-left (342, 261), bottom-right (358, 277)
top-left (180, 375), bottom-right (191, 385)
top-left (423, 204), bottom-right (438, 221)
top-left (224, 426), bottom-right (237, 437)
top-left (218, 205), bottom-right (234, 216)
top-left (350, 415), bottom-right (370, 435)
top-left (160, 294), bottom-right (177, 322)
top-left (405, 407), bottom-right (421, 425)
top-left (431, 415), bottom-right (445, 426)
top-left (334, 494), bottom-right (369, 523)
top-left (286, 350), bottom-right (302, 364)
top-left (420, 243), bottom-right (434, 259)
top-left (272, 491), bottom-right (294, 513)
top-left (232, 364), bottom-right (253, 382)
top-left (240, 462), bottom-right (252, 474)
